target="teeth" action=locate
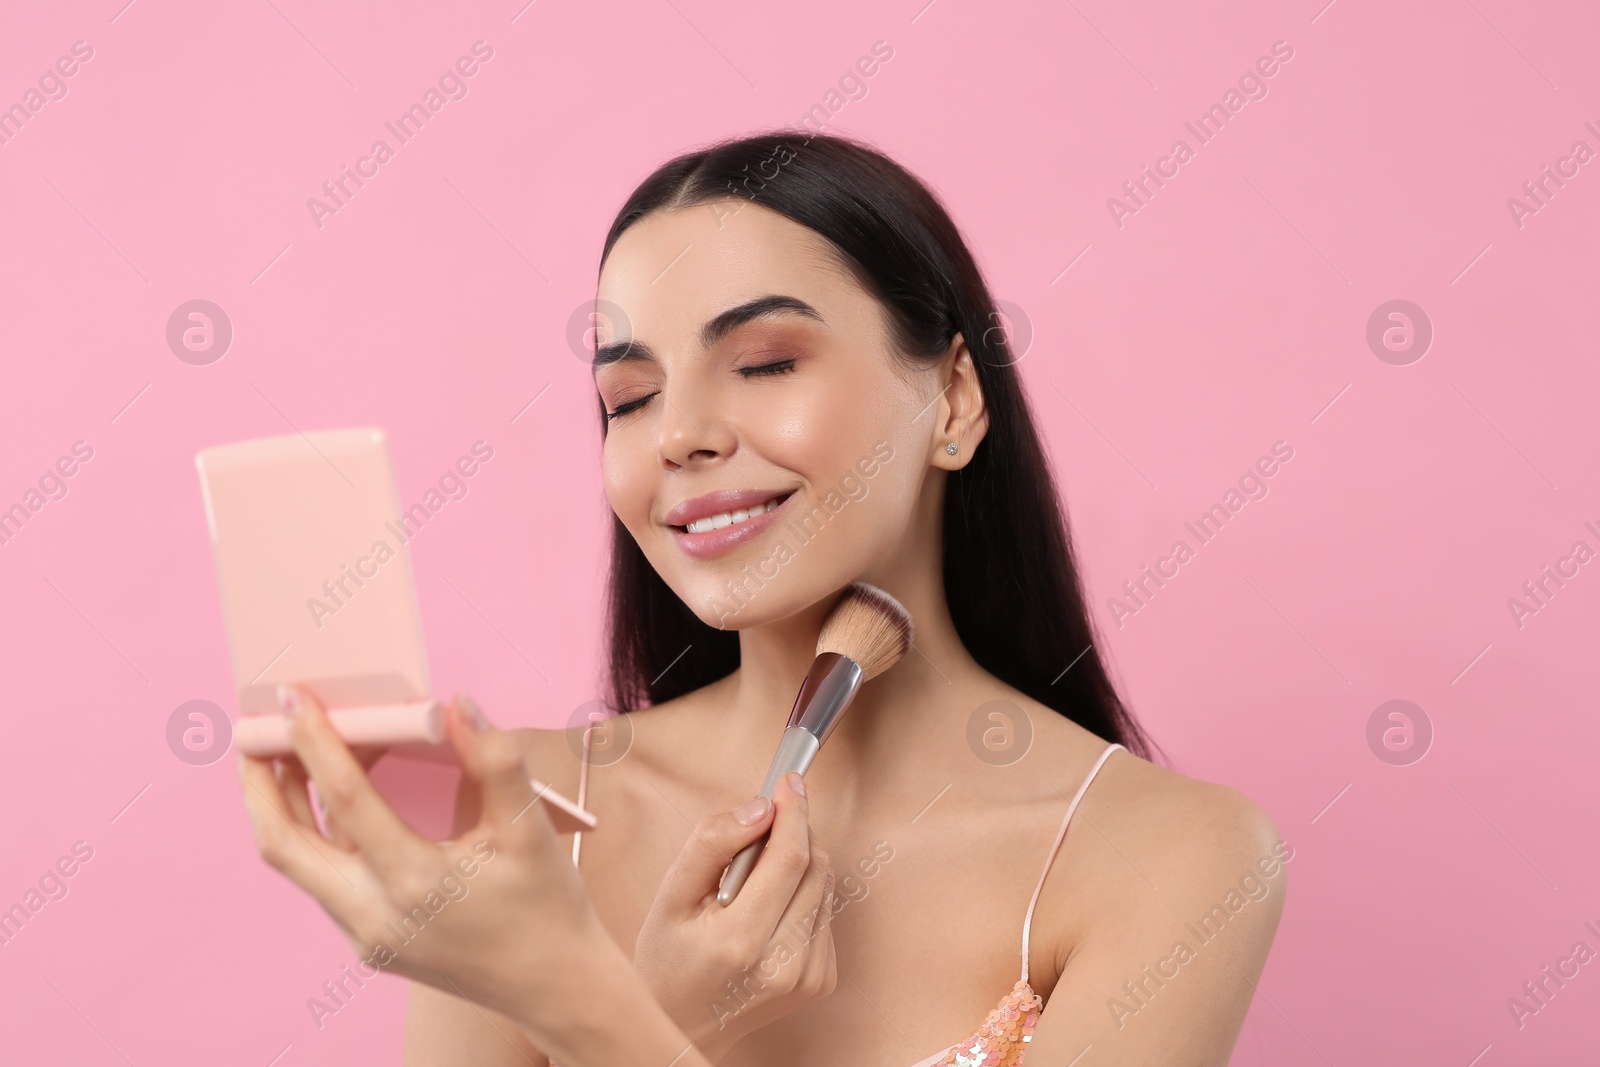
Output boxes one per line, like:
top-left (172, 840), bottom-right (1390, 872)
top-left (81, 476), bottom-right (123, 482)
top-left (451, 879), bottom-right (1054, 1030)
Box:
top-left (685, 497), bottom-right (781, 534)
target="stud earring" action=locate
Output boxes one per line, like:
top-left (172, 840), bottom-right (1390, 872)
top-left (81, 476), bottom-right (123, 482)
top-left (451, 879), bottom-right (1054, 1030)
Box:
top-left (945, 442), bottom-right (958, 455)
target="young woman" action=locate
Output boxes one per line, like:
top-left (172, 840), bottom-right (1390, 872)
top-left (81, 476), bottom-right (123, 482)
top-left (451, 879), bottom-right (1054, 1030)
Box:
top-left (244, 131), bottom-right (1286, 1066)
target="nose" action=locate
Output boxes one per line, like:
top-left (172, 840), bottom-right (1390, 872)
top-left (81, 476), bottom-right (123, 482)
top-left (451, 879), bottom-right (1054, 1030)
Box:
top-left (655, 380), bottom-right (737, 471)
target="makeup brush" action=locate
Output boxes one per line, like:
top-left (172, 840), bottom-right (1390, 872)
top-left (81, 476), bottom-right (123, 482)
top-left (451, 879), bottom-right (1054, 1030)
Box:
top-left (717, 581), bottom-right (914, 907)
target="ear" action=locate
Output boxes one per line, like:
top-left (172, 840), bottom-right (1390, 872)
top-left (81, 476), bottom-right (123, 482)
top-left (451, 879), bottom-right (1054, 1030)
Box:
top-left (929, 332), bottom-right (990, 470)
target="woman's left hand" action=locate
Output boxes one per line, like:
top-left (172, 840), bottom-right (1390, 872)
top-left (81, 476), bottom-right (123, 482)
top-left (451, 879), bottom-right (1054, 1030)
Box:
top-left (237, 685), bottom-right (608, 1050)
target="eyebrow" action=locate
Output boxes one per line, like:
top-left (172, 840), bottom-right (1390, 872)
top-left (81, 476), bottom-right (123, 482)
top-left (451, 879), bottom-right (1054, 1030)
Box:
top-left (590, 295), bottom-right (824, 370)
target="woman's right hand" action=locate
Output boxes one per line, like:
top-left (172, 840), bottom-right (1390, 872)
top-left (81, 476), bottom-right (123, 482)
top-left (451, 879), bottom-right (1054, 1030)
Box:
top-left (242, 688), bottom-right (713, 1067)
top-left (632, 772), bottom-right (838, 1062)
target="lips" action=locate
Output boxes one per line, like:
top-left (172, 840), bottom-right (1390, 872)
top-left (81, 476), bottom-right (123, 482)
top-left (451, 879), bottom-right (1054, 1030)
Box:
top-left (665, 487), bottom-right (793, 528)
top-left (665, 487), bottom-right (796, 561)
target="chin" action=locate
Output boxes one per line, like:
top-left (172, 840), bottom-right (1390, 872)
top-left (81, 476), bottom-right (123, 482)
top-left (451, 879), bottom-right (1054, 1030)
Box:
top-left (651, 543), bottom-right (864, 632)
top-left (668, 566), bottom-right (822, 631)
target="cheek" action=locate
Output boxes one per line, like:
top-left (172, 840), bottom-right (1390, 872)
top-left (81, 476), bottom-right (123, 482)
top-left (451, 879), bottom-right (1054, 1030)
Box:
top-left (752, 370), bottom-right (928, 528)
top-left (754, 368), bottom-right (880, 459)
top-left (758, 412), bottom-right (871, 502)
top-left (601, 440), bottom-right (649, 526)
top-left (844, 453), bottom-right (922, 553)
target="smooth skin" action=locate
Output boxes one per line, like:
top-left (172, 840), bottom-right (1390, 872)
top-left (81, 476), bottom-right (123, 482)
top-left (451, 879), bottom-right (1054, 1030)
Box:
top-left (403, 198), bottom-right (1287, 1065)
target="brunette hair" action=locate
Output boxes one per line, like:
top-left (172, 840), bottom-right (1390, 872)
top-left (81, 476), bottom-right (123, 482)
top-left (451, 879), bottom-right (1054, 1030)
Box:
top-left (593, 130), bottom-right (1158, 761)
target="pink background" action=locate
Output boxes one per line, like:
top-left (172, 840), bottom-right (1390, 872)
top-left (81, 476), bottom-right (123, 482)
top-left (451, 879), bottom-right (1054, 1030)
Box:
top-left (2, 0), bottom-right (1597, 1063)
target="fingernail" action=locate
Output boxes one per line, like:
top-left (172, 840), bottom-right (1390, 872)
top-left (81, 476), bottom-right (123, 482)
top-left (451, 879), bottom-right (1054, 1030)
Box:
top-left (277, 684), bottom-right (302, 717)
top-left (459, 695), bottom-right (489, 732)
top-left (786, 771), bottom-right (807, 798)
top-left (734, 796), bottom-right (772, 825)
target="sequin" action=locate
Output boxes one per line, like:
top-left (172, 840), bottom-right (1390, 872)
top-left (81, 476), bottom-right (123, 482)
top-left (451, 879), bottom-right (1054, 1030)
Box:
top-left (929, 981), bottom-right (1045, 1067)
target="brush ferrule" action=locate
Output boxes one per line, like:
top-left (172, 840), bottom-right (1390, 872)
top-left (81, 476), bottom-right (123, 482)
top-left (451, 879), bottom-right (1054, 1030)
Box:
top-left (784, 652), bottom-right (864, 745)
top-left (757, 727), bottom-right (823, 798)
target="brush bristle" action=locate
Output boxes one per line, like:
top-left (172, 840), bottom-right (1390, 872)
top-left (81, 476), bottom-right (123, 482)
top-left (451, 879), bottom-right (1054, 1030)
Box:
top-left (816, 582), bottom-right (914, 681)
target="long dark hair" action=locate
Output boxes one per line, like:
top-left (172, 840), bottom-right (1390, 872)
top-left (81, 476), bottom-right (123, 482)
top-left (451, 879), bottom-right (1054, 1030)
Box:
top-left (592, 130), bottom-right (1158, 762)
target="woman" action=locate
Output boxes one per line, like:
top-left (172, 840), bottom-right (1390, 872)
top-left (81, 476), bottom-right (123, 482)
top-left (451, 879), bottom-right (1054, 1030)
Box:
top-left (244, 131), bottom-right (1286, 1066)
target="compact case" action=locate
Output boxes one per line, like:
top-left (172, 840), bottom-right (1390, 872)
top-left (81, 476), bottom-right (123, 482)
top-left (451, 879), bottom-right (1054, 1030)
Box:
top-left (195, 426), bottom-right (593, 833)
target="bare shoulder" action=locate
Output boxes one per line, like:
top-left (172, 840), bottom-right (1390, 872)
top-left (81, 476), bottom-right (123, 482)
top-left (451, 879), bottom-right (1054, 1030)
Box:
top-left (1011, 698), bottom-right (1290, 975)
top-left (985, 697), bottom-right (1290, 1063)
top-left (1014, 694), bottom-right (1285, 867)
top-left (1092, 745), bottom-right (1287, 881)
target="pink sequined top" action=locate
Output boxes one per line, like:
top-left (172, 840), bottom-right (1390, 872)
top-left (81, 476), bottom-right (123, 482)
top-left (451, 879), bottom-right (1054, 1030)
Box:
top-left (569, 734), bottom-right (1125, 1067)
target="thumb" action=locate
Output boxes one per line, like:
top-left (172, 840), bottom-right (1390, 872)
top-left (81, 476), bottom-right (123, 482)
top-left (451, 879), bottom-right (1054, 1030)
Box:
top-left (446, 695), bottom-right (545, 835)
top-left (658, 798), bottom-right (776, 910)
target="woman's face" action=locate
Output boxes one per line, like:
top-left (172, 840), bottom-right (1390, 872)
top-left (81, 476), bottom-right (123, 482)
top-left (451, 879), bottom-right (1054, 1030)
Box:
top-left (593, 199), bottom-right (945, 629)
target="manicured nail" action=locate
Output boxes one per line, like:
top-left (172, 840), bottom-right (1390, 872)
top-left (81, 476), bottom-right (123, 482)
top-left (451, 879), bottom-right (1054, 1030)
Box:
top-left (786, 771), bottom-right (807, 798)
top-left (459, 695), bottom-right (489, 732)
top-left (277, 684), bottom-right (302, 717)
top-left (733, 796), bottom-right (772, 824)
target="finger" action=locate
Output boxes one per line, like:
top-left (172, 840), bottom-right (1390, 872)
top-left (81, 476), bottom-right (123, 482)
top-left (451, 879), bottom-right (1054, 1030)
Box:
top-left (351, 743), bottom-right (387, 770)
top-left (820, 916), bottom-right (838, 992)
top-left (278, 748), bottom-right (380, 844)
top-left (315, 793), bottom-right (361, 853)
top-left (445, 695), bottom-right (554, 844)
top-left (274, 757), bottom-right (319, 831)
top-left (325, 818), bottom-right (358, 852)
top-left (244, 759), bottom-right (375, 950)
top-left (275, 755), bottom-right (358, 853)
top-left (788, 867), bottom-right (836, 994)
top-left (292, 754), bottom-right (360, 854)
top-left (736, 772), bottom-right (813, 924)
top-left (449, 756), bottom-right (485, 837)
top-left (771, 829), bottom-right (832, 955)
top-left (656, 796), bottom-right (776, 915)
top-left (239, 753), bottom-right (367, 911)
top-left (281, 684), bottom-right (429, 881)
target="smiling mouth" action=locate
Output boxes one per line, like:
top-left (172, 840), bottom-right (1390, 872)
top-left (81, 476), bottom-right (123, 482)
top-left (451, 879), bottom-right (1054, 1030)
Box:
top-left (672, 491), bottom-right (794, 534)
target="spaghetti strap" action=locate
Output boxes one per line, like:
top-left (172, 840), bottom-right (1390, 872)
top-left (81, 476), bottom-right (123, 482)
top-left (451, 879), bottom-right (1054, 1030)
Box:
top-left (1019, 742), bottom-right (1123, 984)
top-left (570, 721), bottom-right (595, 866)
top-left (901, 743), bottom-right (1126, 1067)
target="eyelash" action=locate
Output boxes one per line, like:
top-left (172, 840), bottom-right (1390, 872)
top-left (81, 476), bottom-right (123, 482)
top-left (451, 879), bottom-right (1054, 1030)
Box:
top-left (602, 359), bottom-right (797, 421)
top-left (741, 357), bottom-right (797, 377)
top-left (604, 395), bottom-right (652, 421)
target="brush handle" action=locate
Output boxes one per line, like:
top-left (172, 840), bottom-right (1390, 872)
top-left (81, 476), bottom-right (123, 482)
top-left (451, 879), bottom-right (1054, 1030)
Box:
top-left (718, 654), bottom-right (864, 906)
top-left (717, 726), bottom-right (821, 906)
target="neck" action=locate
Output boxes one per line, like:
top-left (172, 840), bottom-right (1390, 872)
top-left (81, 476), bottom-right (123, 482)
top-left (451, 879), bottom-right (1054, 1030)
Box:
top-left (712, 517), bottom-right (975, 797)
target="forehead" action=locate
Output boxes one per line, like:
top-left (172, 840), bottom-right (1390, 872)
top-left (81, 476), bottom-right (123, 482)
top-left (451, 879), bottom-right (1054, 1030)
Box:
top-left (595, 201), bottom-right (861, 348)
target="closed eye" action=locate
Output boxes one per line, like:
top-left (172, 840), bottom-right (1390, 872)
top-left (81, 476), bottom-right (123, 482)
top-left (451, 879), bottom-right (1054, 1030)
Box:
top-left (605, 359), bottom-right (794, 420)
top-left (740, 359), bottom-right (796, 377)
top-left (604, 393), bottom-right (656, 420)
